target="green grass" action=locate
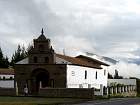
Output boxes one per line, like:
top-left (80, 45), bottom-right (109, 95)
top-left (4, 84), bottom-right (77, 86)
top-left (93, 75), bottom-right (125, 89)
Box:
top-left (0, 96), bottom-right (88, 105)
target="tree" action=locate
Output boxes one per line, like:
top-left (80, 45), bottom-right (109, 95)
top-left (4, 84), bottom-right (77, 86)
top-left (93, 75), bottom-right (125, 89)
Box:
top-left (2, 56), bottom-right (9, 68)
top-left (114, 69), bottom-right (119, 79)
top-left (0, 47), bottom-right (3, 60)
top-left (10, 45), bottom-right (27, 66)
top-left (0, 47), bottom-right (9, 68)
top-left (108, 73), bottom-right (113, 79)
top-left (114, 69), bottom-right (123, 79)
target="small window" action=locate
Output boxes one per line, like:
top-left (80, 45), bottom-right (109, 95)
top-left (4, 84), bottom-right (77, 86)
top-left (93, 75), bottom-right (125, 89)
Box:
top-left (45, 57), bottom-right (49, 63)
top-left (88, 84), bottom-right (91, 88)
top-left (85, 70), bottom-right (87, 79)
top-left (3, 76), bottom-right (5, 80)
top-left (34, 56), bottom-right (38, 63)
top-left (104, 70), bottom-right (106, 76)
top-left (10, 77), bottom-right (13, 80)
top-left (71, 71), bottom-right (75, 76)
top-left (96, 71), bottom-right (97, 79)
top-left (79, 84), bottom-right (83, 88)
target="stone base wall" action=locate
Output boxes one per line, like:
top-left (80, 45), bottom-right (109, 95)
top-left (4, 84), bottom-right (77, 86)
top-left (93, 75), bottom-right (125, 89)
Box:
top-left (0, 88), bottom-right (16, 96)
top-left (110, 91), bottom-right (137, 97)
top-left (39, 88), bottom-right (94, 99)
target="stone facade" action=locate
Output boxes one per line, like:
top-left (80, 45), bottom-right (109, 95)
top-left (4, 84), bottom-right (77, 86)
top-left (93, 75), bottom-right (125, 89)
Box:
top-left (14, 29), bottom-right (109, 96)
top-left (39, 88), bottom-right (94, 99)
top-left (15, 64), bottom-right (67, 95)
top-left (15, 29), bottom-right (67, 95)
top-left (0, 88), bottom-right (16, 96)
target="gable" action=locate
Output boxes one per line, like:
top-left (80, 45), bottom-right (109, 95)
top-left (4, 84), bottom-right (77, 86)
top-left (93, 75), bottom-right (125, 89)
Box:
top-left (76, 55), bottom-right (109, 66)
top-left (56, 54), bottom-right (102, 69)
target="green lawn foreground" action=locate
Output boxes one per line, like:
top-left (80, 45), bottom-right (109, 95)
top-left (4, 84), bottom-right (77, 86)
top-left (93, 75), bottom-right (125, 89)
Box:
top-left (0, 96), bottom-right (89, 105)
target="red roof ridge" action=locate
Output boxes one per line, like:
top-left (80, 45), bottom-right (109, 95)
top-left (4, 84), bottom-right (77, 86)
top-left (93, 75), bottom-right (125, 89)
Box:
top-left (56, 54), bottom-right (102, 69)
top-left (0, 68), bottom-right (15, 75)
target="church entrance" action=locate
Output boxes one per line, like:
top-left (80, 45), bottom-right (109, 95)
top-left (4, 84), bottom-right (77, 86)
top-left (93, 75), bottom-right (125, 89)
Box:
top-left (30, 68), bottom-right (50, 94)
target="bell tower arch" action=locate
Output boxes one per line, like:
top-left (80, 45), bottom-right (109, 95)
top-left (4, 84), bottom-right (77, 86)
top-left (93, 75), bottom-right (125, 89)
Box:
top-left (28, 28), bottom-right (56, 64)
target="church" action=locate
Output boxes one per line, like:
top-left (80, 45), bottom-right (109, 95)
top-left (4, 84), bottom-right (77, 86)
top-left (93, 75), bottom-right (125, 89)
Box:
top-left (15, 29), bottom-right (109, 95)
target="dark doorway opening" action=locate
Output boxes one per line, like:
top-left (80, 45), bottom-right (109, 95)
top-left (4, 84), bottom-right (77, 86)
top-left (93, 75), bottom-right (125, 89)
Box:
top-left (31, 68), bottom-right (49, 94)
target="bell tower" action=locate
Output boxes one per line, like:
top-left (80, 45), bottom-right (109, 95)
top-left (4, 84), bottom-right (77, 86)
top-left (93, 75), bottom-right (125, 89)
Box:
top-left (28, 28), bottom-right (55, 64)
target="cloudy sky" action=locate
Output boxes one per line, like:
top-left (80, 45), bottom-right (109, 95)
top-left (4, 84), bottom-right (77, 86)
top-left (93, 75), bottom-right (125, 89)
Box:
top-left (0, 0), bottom-right (140, 77)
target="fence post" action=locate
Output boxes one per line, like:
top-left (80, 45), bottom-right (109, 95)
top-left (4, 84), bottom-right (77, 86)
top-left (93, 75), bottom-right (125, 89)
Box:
top-left (15, 81), bottom-right (18, 96)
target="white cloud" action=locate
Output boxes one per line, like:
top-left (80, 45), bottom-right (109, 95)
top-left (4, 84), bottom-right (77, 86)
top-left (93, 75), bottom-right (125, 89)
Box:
top-left (52, 35), bottom-right (96, 56)
top-left (125, 0), bottom-right (140, 15)
top-left (0, 0), bottom-right (140, 77)
top-left (114, 61), bottom-right (140, 78)
top-left (104, 42), bottom-right (140, 59)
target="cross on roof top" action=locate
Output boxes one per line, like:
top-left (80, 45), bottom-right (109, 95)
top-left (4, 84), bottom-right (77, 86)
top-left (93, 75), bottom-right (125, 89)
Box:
top-left (41, 28), bottom-right (44, 35)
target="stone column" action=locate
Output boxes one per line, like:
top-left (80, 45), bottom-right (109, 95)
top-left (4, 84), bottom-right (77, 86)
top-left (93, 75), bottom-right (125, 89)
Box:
top-left (110, 87), bottom-right (113, 94)
top-left (106, 87), bottom-right (109, 95)
top-left (100, 84), bottom-right (103, 96)
top-left (119, 87), bottom-right (121, 93)
top-left (125, 86), bottom-right (127, 92)
top-left (128, 85), bottom-right (130, 92)
top-left (15, 81), bottom-right (18, 96)
top-left (111, 87), bottom-right (114, 94)
top-left (115, 87), bottom-right (117, 94)
top-left (122, 86), bottom-right (124, 92)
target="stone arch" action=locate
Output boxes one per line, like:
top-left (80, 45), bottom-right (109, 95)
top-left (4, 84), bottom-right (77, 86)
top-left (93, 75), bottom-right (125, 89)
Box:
top-left (30, 68), bottom-right (50, 94)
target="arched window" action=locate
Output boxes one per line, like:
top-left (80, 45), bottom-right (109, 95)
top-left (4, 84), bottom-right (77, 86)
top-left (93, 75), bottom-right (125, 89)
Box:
top-left (34, 56), bottom-right (38, 63)
top-left (95, 71), bottom-right (97, 79)
top-left (45, 57), bottom-right (49, 63)
top-left (3, 76), bottom-right (5, 80)
top-left (10, 77), bottom-right (13, 80)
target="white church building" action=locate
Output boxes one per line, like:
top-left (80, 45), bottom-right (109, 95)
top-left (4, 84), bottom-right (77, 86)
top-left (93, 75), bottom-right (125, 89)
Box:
top-left (55, 54), bottom-right (109, 89)
top-left (15, 29), bottom-right (110, 95)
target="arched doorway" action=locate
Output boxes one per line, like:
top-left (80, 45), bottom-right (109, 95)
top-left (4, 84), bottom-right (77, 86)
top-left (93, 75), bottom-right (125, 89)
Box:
top-left (30, 68), bottom-right (49, 94)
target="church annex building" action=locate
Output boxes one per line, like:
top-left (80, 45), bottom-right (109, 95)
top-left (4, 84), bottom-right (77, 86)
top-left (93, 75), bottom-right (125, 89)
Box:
top-left (15, 29), bottom-right (109, 95)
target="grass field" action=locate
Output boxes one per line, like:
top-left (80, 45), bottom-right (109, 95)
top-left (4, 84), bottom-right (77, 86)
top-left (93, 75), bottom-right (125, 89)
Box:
top-left (0, 96), bottom-right (89, 105)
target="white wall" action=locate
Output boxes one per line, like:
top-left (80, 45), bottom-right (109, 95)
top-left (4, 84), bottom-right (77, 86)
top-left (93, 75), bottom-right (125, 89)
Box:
top-left (67, 65), bottom-right (108, 89)
top-left (0, 80), bottom-right (14, 88)
top-left (0, 75), bottom-right (14, 79)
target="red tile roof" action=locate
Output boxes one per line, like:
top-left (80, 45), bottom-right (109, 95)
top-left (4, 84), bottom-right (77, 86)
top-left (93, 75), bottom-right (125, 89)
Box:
top-left (76, 55), bottom-right (109, 66)
top-left (56, 54), bottom-right (102, 69)
top-left (0, 68), bottom-right (14, 75)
